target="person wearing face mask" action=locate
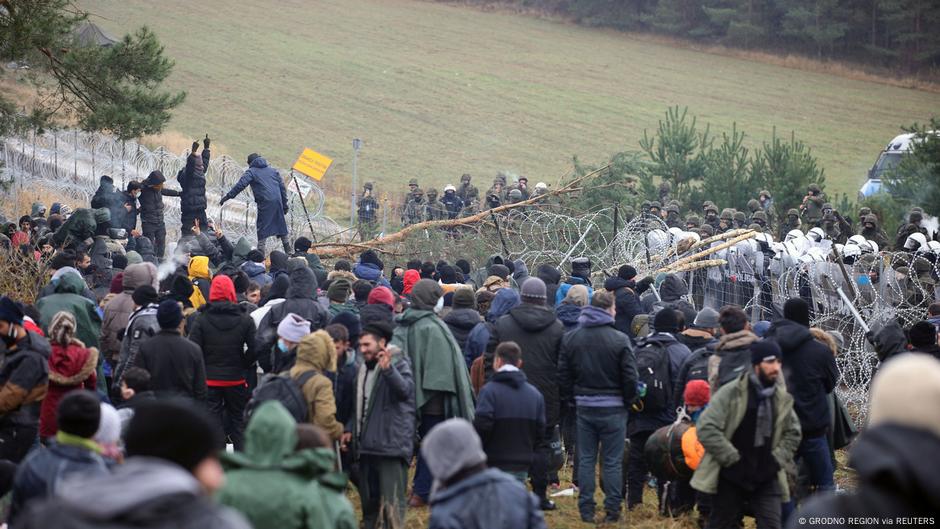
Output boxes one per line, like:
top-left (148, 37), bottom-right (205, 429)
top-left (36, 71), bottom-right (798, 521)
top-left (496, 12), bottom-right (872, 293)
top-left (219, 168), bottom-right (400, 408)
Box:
top-left (0, 298), bottom-right (51, 463)
top-left (859, 214), bottom-right (890, 250)
top-left (390, 279), bottom-right (475, 508)
top-left (266, 313), bottom-right (310, 374)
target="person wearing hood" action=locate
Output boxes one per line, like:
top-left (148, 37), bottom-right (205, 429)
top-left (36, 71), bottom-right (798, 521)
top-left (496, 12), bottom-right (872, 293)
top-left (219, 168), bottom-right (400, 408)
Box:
top-left (691, 341), bottom-right (801, 529)
top-left (361, 286), bottom-right (396, 327)
top-left (627, 308), bottom-right (691, 510)
top-left (554, 257), bottom-right (594, 307)
top-left (349, 322), bottom-right (416, 529)
top-left (765, 298), bottom-right (838, 494)
top-left (402, 268), bottom-right (420, 296)
top-left (535, 264), bottom-right (561, 307)
top-left (90, 175), bottom-right (124, 230)
top-left (423, 418), bottom-right (548, 529)
top-left (11, 390), bottom-right (109, 523)
top-left (220, 153), bottom-right (290, 254)
top-left (38, 312), bottom-right (98, 440)
top-left (642, 273), bottom-right (697, 324)
top-left (138, 170), bottom-right (181, 260)
top-left (327, 279), bottom-right (359, 317)
top-left (110, 286), bottom-right (161, 399)
top-left (36, 270), bottom-right (102, 354)
top-left (675, 307), bottom-right (721, 408)
top-left (127, 234), bottom-right (157, 264)
top-left (488, 277), bottom-right (565, 510)
top-left (187, 255), bottom-right (212, 309)
top-left (16, 399), bottom-right (251, 529)
top-left (858, 213), bottom-right (890, 251)
top-left (512, 259), bottom-right (530, 288)
top-left (137, 300), bottom-right (208, 402)
top-left (559, 290), bottom-right (637, 523)
top-left (241, 249), bottom-right (272, 287)
top-left (292, 237), bottom-right (328, 286)
top-left (465, 288), bottom-right (520, 374)
top-left (468, 254), bottom-right (506, 290)
top-left (178, 137), bottom-right (211, 232)
top-left (443, 288), bottom-right (482, 360)
top-left (324, 323), bottom-right (361, 432)
top-left (0, 297), bottom-right (51, 463)
top-left (251, 274), bottom-right (290, 328)
top-left (38, 254), bottom-right (97, 303)
top-left (256, 267), bottom-right (328, 365)
top-left (189, 275), bottom-right (257, 450)
top-left (474, 341), bottom-right (546, 483)
top-left (604, 265), bottom-right (643, 338)
top-left (390, 279), bottom-right (475, 507)
top-left (792, 354), bottom-right (940, 528)
top-left (100, 262), bottom-right (158, 367)
top-left (289, 330), bottom-right (344, 441)
top-left (217, 401), bottom-right (355, 529)
top-left (556, 284), bottom-right (589, 331)
top-left (267, 250), bottom-right (290, 283)
top-left (354, 250), bottom-right (392, 289)
top-left (908, 321), bottom-right (940, 359)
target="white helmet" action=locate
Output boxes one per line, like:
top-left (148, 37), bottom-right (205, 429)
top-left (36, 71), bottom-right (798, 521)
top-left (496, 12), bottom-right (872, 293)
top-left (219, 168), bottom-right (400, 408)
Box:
top-left (443, 184), bottom-right (456, 193)
top-left (647, 229), bottom-right (670, 252)
top-left (841, 244), bottom-right (861, 259)
top-left (846, 234), bottom-right (867, 247)
top-left (535, 182), bottom-right (548, 191)
top-left (785, 229), bottom-right (804, 242)
top-left (904, 232), bottom-right (928, 251)
top-left (807, 227), bottom-right (826, 243)
top-left (668, 227), bottom-right (684, 242)
top-left (862, 240), bottom-right (879, 254)
top-left (834, 243), bottom-right (845, 254)
top-left (927, 240), bottom-right (940, 254)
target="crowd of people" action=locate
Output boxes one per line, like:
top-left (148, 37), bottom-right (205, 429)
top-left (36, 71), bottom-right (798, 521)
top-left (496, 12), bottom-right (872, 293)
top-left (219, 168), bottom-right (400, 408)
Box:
top-left (0, 167), bottom-right (938, 529)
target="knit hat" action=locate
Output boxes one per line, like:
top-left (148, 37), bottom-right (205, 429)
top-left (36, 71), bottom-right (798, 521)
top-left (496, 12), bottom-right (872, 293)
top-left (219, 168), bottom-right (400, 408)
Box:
top-left (57, 390), bottom-right (101, 438)
top-left (132, 285), bottom-right (159, 307)
top-left (294, 236), bottom-right (312, 253)
top-left (683, 380), bottom-right (711, 408)
top-left (125, 400), bottom-right (221, 472)
top-left (751, 339), bottom-right (782, 365)
top-left (692, 307), bottom-right (720, 329)
top-left (112, 253), bottom-right (128, 270)
top-left (571, 257), bottom-right (591, 276)
top-left (909, 321), bottom-right (938, 348)
top-left (156, 299), bottom-right (183, 329)
top-left (361, 321), bottom-right (393, 344)
top-left (452, 288), bottom-right (476, 310)
top-left (109, 273), bottom-right (125, 294)
top-left (653, 308), bottom-right (679, 333)
top-left (618, 265), bottom-right (637, 281)
top-left (246, 249), bottom-right (264, 263)
top-left (563, 284), bottom-right (589, 307)
top-left (489, 264), bottom-right (510, 281)
top-left (49, 311), bottom-right (77, 346)
top-left (277, 313), bottom-right (311, 343)
top-left (367, 286), bottom-right (395, 309)
top-left (209, 275), bottom-right (237, 303)
top-left (753, 320), bottom-right (772, 338)
top-left (330, 311), bottom-right (362, 344)
top-left (169, 274), bottom-right (194, 304)
top-left (0, 297), bottom-right (24, 325)
top-left (411, 279), bottom-right (443, 311)
top-left (403, 269), bottom-right (420, 295)
top-left (420, 418), bottom-right (488, 495)
top-left (327, 278), bottom-right (352, 303)
top-left (95, 403), bottom-right (122, 446)
top-left (783, 298), bottom-right (810, 327)
top-left (869, 354), bottom-right (940, 440)
top-left (520, 277), bottom-right (547, 304)
top-left (455, 259), bottom-right (472, 277)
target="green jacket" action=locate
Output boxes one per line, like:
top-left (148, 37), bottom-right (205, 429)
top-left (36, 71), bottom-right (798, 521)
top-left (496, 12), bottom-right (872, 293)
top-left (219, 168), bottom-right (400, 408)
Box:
top-left (36, 272), bottom-right (101, 349)
top-left (391, 309), bottom-right (475, 420)
top-left (690, 372), bottom-right (801, 501)
top-left (217, 401), bottom-right (355, 529)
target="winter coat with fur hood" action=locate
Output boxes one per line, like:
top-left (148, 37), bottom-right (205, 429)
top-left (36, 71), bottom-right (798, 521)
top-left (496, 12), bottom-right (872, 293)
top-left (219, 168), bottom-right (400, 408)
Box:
top-left (39, 340), bottom-right (98, 438)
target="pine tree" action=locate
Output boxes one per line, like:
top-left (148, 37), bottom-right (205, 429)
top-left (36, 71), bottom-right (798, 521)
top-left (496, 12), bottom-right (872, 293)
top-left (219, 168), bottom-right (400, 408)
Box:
top-left (0, 0), bottom-right (185, 139)
top-left (780, 0), bottom-right (850, 57)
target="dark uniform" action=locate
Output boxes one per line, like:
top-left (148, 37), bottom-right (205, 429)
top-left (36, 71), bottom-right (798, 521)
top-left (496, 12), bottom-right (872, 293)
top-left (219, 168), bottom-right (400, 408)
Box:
top-left (357, 183), bottom-right (380, 239)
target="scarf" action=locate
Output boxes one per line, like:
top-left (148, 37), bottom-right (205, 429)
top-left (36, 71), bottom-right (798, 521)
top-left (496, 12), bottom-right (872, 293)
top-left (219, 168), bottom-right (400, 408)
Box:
top-left (749, 371), bottom-right (776, 448)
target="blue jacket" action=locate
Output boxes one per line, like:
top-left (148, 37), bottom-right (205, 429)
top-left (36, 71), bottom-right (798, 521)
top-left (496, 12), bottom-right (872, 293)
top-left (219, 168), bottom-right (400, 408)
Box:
top-left (428, 468), bottom-right (547, 529)
top-left (473, 370), bottom-right (545, 471)
top-left (10, 440), bottom-right (109, 522)
top-left (353, 262), bottom-right (391, 288)
top-left (554, 303), bottom-right (581, 331)
top-left (465, 289), bottom-right (520, 368)
top-left (554, 276), bottom-right (594, 307)
top-left (224, 157), bottom-right (289, 239)
top-left (240, 261), bottom-right (272, 287)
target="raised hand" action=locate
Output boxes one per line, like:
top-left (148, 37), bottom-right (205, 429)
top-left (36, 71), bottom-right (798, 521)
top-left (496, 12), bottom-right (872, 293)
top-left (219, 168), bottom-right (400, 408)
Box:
top-left (203, 134), bottom-right (211, 149)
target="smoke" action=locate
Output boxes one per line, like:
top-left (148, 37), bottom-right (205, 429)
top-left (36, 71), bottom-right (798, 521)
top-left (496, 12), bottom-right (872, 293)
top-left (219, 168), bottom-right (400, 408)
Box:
top-left (157, 245), bottom-right (188, 282)
top-left (922, 215), bottom-right (938, 240)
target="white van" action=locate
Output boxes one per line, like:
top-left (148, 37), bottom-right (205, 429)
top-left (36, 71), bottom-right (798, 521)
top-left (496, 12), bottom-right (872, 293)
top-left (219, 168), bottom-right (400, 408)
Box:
top-left (859, 131), bottom-right (937, 199)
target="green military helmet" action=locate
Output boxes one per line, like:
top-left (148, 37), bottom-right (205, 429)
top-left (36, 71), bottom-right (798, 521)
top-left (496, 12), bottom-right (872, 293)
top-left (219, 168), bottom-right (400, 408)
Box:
top-left (759, 190), bottom-right (772, 199)
top-left (426, 188), bottom-right (438, 198)
top-left (863, 214), bottom-right (878, 226)
top-left (413, 188), bottom-right (424, 197)
top-left (858, 207), bottom-right (871, 218)
top-left (408, 178), bottom-right (419, 187)
top-left (641, 200), bottom-right (651, 209)
top-left (752, 210), bottom-right (768, 223)
top-left (911, 206), bottom-right (924, 214)
top-left (702, 200), bottom-right (715, 210)
top-left (747, 199), bottom-right (760, 212)
top-left (787, 208), bottom-right (799, 217)
top-left (704, 204), bottom-right (719, 215)
top-left (685, 214), bottom-right (702, 228)
top-left (508, 188), bottom-right (523, 201)
top-left (733, 211), bottom-right (747, 223)
top-left (748, 223), bottom-right (762, 231)
top-left (461, 173), bottom-right (472, 183)
top-left (720, 208), bottom-right (734, 221)
top-left (808, 183), bottom-right (822, 194)
top-left (364, 182), bottom-right (374, 191)
top-left (659, 181), bottom-right (671, 193)
top-left (699, 224), bottom-right (715, 237)
top-left (650, 200), bottom-right (662, 210)
top-left (666, 203), bottom-right (679, 214)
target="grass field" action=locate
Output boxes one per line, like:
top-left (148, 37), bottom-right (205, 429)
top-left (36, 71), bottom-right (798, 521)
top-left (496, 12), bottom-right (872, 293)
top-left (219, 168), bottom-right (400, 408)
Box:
top-left (76, 0), bottom-right (940, 204)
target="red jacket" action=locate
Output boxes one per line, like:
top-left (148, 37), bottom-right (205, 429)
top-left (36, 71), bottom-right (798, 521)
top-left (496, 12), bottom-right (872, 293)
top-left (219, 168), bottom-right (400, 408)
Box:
top-left (39, 341), bottom-right (98, 439)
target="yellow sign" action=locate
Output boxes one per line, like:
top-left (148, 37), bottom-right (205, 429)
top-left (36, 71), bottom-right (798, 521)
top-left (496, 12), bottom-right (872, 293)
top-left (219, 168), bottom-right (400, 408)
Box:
top-left (292, 148), bottom-right (333, 181)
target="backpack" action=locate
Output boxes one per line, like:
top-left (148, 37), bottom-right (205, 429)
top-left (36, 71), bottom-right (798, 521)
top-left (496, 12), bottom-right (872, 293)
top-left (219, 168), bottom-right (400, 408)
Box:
top-left (246, 370), bottom-right (318, 423)
top-left (684, 347), bottom-right (711, 385)
top-left (634, 339), bottom-right (673, 414)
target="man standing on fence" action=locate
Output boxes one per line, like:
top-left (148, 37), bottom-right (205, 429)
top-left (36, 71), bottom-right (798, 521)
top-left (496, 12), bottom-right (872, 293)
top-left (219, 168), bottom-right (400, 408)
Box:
top-left (220, 153), bottom-right (291, 254)
top-left (179, 136), bottom-right (211, 231)
top-left (138, 170), bottom-right (180, 260)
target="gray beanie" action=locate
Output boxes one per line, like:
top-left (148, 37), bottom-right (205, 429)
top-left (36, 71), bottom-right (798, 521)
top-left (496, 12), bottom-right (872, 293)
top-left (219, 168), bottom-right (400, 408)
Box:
top-left (277, 313), bottom-right (311, 343)
top-left (420, 418), bottom-right (487, 496)
top-left (125, 251), bottom-right (143, 265)
top-left (692, 307), bottom-right (720, 329)
top-left (520, 277), bottom-right (547, 304)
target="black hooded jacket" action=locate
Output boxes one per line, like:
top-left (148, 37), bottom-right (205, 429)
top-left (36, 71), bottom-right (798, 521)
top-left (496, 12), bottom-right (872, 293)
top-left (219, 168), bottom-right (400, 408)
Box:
top-left (255, 267), bottom-right (327, 370)
top-left (443, 308), bottom-right (482, 357)
top-left (794, 425), bottom-right (940, 528)
top-left (490, 303), bottom-right (565, 426)
top-left (138, 177), bottom-right (181, 227)
top-left (766, 319), bottom-right (838, 437)
top-left (188, 301), bottom-right (256, 382)
top-left (536, 265), bottom-right (561, 306)
top-left (179, 150), bottom-right (210, 214)
top-left (604, 276), bottom-right (642, 337)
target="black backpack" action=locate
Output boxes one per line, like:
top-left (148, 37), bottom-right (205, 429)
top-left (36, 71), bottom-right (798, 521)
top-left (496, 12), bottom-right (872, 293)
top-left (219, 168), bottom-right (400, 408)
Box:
top-left (246, 370), bottom-right (318, 423)
top-left (634, 339), bottom-right (673, 414)
top-left (684, 346), bottom-right (712, 384)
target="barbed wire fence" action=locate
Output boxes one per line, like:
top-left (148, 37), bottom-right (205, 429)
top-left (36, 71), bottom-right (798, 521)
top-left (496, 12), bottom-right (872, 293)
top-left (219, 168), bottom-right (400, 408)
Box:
top-left (0, 129), bottom-right (340, 244)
